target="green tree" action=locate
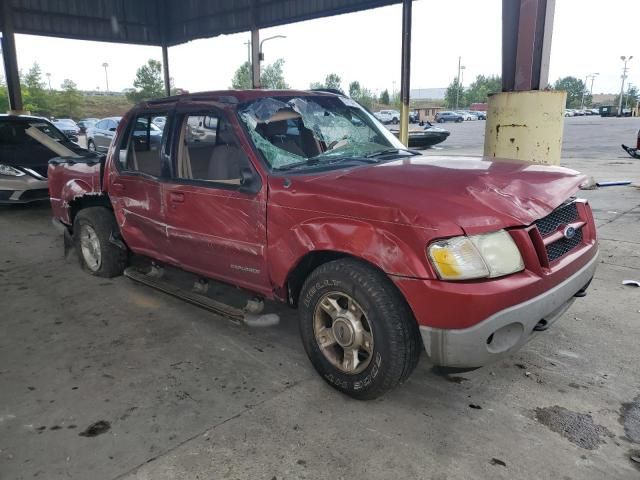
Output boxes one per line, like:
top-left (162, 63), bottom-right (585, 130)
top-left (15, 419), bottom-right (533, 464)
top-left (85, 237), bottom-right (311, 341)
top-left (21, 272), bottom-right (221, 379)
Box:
top-left (54, 79), bottom-right (82, 118)
top-left (614, 84), bottom-right (639, 110)
top-left (230, 58), bottom-right (288, 89)
top-left (465, 75), bottom-right (501, 105)
top-left (22, 62), bottom-right (52, 115)
top-left (444, 78), bottom-right (465, 108)
top-left (126, 59), bottom-right (165, 102)
top-left (231, 61), bottom-right (251, 89)
top-left (348, 81), bottom-right (361, 98)
top-left (379, 89), bottom-right (390, 105)
top-left (347, 80), bottom-right (376, 109)
top-left (310, 73), bottom-right (342, 92)
top-left (261, 59), bottom-right (289, 89)
top-left (0, 74), bottom-right (9, 113)
top-left (553, 76), bottom-right (587, 108)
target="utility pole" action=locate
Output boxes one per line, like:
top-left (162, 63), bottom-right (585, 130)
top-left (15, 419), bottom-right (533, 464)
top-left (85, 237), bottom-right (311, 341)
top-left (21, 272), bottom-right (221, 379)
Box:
top-left (455, 56), bottom-right (464, 110)
top-left (102, 62), bottom-right (110, 93)
top-left (46, 72), bottom-right (52, 91)
top-left (244, 40), bottom-right (251, 64)
top-left (618, 56), bottom-right (633, 116)
top-left (581, 73), bottom-right (598, 109)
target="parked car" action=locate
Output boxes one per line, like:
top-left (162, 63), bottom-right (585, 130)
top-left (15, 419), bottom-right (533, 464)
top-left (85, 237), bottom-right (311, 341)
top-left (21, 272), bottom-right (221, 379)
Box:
top-left (152, 116), bottom-right (167, 129)
top-left (434, 111), bottom-right (464, 123)
top-left (564, 109), bottom-right (575, 117)
top-left (52, 118), bottom-right (80, 141)
top-left (409, 111), bottom-right (419, 123)
top-left (374, 109), bottom-right (400, 124)
top-left (573, 109), bottom-right (586, 116)
top-left (0, 114), bottom-right (89, 204)
top-left (456, 111), bottom-right (477, 121)
top-left (77, 118), bottom-right (99, 134)
top-left (86, 117), bottom-right (122, 152)
top-left (390, 122), bottom-right (450, 148)
top-left (589, 108), bottom-right (600, 116)
top-left (48, 89), bottom-right (598, 399)
top-left (472, 111), bottom-right (487, 120)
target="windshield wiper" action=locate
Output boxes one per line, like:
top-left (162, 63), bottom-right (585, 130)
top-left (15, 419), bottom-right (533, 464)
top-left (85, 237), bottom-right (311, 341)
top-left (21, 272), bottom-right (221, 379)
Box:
top-left (274, 155), bottom-right (378, 172)
top-left (365, 148), bottom-right (420, 158)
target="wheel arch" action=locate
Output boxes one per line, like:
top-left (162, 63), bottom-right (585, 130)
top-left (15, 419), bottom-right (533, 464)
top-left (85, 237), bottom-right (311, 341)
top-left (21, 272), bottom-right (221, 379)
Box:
top-left (284, 250), bottom-right (415, 321)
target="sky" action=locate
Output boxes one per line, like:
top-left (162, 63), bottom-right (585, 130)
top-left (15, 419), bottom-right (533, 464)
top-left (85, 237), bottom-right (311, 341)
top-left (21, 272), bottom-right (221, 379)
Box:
top-left (6, 0), bottom-right (639, 96)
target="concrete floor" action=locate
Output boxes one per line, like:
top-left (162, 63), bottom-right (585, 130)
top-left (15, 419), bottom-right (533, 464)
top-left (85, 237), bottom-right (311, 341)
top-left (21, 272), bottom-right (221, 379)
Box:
top-left (1, 117), bottom-right (640, 479)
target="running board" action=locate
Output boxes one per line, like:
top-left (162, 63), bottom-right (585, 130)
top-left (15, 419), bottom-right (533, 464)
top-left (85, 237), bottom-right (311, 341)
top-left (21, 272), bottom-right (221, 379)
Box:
top-left (124, 267), bottom-right (280, 327)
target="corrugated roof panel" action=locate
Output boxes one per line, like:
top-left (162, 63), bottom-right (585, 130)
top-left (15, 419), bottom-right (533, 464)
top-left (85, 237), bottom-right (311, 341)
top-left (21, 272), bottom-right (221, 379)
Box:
top-left (4, 0), bottom-right (402, 46)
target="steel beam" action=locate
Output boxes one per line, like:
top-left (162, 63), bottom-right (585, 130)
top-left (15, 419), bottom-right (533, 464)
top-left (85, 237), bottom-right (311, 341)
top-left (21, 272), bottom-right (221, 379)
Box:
top-left (162, 44), bottom-right (171, 96)
top-left (1, 0), bottom-right (24, 112)
top-left (398, 0), bottom-right (412, 146)
top-left (251, 29), bottom-right (260, 88)
top-left (502, 0), bottom-right (555, 91)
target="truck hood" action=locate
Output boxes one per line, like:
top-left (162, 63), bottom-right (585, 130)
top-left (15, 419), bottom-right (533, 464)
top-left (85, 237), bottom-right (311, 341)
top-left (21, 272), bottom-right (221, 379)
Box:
top-left (268, 155), bottom-right (587, 236)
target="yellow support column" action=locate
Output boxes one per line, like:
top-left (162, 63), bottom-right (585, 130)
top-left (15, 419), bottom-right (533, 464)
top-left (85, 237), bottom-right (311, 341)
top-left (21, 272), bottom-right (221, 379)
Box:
top-left (484, 90), bottom-right (566, 165)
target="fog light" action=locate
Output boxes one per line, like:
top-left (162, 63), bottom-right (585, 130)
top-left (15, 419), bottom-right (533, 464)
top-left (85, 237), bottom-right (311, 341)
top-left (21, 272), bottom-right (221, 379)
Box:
top-left (486, 323), bottom-right (523, 354)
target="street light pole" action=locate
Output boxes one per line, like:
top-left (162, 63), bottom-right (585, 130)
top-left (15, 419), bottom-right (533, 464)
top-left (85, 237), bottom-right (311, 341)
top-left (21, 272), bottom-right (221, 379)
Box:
top-left (254, 34), bottom-right (286, 89)
top-left (46, 72), bottom-right (52, 91)
top-left (102, 62), bottom-right (110, 93)
top-left (618, 56), bottom-right (633, 116)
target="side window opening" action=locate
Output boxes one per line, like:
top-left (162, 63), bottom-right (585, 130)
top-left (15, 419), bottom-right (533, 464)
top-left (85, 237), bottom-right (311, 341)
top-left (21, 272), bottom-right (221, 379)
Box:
top-left (175, 112), bottom-right (251, 185)
top-left (119, 114), bottom-right (167, 176)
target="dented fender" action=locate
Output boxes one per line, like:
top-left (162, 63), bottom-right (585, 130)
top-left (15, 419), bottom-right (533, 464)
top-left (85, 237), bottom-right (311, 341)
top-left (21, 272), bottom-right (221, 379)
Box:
top-left (267, 207), bottom-right (442, 290)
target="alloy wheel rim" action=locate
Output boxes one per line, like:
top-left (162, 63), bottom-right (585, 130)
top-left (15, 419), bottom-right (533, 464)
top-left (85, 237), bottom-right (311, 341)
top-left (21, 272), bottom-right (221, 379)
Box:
top-left (313, 291), bottom-right (374, 375)
top-left (80, 225), bottom-right (102, 271)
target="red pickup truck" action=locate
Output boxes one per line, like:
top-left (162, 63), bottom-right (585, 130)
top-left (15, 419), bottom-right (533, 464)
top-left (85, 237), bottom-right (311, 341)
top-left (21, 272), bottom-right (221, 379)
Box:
top-left (48, 90), bottom-right (598, 399)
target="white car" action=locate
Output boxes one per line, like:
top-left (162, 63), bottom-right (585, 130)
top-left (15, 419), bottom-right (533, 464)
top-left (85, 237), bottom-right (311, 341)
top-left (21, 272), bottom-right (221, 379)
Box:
top-left (564, 109), bottom-right (575, 117)
top-left (455, 111), bottom-right (477, 121)
top-left (152, 116), bottom-right (167, 129)
top-left (374, 110), bottom-right (400, 124)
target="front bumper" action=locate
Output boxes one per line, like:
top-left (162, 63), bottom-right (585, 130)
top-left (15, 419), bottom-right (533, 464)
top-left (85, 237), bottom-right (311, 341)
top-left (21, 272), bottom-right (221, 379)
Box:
top-left (418, 250), bottom-right (598, 368)
top-left (0, 175), bottom-right (49, 204)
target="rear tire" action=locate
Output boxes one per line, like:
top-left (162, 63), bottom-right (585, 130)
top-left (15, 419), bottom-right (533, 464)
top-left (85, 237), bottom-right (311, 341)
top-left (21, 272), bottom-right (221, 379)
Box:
top-left (73, 207), bottom-right (127, 278)
top-left (87, 140), bottom-right (96, 152)
top-left (299, 259), bottom-right (421, 400)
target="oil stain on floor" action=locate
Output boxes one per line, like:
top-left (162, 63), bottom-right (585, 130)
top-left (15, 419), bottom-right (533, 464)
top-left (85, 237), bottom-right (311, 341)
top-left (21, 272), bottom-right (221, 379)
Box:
top-left (535, 406), bottom-right (612, 450)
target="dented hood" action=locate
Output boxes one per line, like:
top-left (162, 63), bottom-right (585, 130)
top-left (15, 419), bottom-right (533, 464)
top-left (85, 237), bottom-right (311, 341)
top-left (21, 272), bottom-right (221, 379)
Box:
top-left (269, 156), bottom-right (586, 236)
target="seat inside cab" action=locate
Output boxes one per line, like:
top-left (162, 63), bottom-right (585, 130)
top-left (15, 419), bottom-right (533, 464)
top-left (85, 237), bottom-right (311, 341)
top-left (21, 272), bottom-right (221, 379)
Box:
top-left (176, 114), bottom-right (251, 184)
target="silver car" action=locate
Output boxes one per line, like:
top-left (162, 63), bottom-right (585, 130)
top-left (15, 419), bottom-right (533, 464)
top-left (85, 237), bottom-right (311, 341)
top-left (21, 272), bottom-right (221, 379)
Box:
top-left (0, 114), bottom-right (87, 204)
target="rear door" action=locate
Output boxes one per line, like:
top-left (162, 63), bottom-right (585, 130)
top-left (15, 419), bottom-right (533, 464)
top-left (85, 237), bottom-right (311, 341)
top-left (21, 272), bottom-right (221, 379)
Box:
top-left (107, 111), bottom-right (173, 259)
top-left (162, 107), bottom-right (270, 294)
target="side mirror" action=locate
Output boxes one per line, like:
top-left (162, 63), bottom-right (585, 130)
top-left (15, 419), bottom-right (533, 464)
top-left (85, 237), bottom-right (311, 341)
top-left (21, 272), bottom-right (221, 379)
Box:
top-left (238, 167), bottom-right (260, 195)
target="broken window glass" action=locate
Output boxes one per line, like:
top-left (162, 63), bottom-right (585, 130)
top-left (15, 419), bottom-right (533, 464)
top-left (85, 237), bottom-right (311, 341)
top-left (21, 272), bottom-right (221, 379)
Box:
top-left (238, 94), bottom-right (405, 170)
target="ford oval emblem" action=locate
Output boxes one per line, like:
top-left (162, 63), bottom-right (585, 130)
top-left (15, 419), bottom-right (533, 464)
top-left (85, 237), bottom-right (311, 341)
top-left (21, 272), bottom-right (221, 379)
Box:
top-left (563, 226), bottom-right (576, 239)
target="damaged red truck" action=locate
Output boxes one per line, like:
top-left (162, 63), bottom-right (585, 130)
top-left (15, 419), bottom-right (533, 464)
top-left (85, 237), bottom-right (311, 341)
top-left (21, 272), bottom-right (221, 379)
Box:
top-left (48, 90), bottom-right (598, 399)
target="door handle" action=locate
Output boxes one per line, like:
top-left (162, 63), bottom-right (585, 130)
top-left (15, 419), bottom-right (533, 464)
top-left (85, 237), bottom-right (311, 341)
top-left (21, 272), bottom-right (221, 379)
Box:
top-left (111, 183), bottom-right (125, 193)
top-left (170, 192), bottom-right (185, 203)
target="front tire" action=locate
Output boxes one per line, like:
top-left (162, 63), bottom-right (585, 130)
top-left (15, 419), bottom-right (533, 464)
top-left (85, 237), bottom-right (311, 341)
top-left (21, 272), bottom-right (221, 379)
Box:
top-left (73, 207), bottom-right (127, 277)
top-left (299, 259), bottom-right (421, 400)
top-left (87, 140), bottom-right (97, 152)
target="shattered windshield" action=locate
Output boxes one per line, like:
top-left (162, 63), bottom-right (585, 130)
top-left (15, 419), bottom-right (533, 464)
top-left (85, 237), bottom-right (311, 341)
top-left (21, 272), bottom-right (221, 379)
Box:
top-left (238, 95), bottom-right (407, 170)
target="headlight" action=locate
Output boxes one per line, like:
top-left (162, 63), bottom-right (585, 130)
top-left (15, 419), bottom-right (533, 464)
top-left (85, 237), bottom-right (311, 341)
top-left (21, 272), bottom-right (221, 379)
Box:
top-left (428, 230), bottom-right (524, 281)
top-left (0, 164), bottom-right (25, 176)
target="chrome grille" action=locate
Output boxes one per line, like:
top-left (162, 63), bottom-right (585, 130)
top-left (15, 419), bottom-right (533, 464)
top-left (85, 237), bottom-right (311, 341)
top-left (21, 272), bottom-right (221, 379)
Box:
top-left (534, 201), bottom-right (579, 237)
